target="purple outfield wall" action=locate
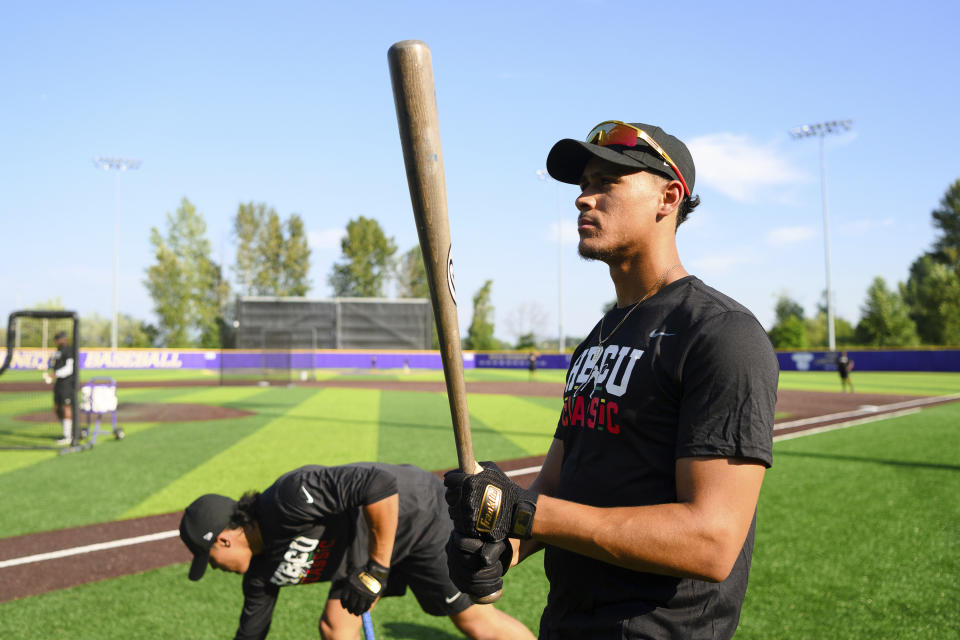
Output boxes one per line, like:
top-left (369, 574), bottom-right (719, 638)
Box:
top-left (1, 348), bottom-right (469, 371)
top-left (777, 349), bottom-right (960, 372)
top-left (4, 348), bottom-right (956, 372)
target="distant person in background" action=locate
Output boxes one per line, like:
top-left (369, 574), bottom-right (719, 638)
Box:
top-left (47, 330), bottom-right (75, 445)
top-left (836, 351), bottom-right (855, 393)
top-left (527, 352), bottom-right (538, 380)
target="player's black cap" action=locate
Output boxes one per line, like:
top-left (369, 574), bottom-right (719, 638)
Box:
top-left (53, 331), bottom-right (68, 340)
top-left (179, 494), bottom-right (236, 581)
top-left (546, 121), bottom-right (696, 193)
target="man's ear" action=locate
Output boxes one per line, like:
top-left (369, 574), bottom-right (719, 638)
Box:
top-left (657, 181), bottom-right (683, 220)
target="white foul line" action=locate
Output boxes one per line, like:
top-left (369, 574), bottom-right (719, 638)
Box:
top-left (0, 529), bottom-right (180, 569)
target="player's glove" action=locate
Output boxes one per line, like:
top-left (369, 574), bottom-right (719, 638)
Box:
top-left (444, 461), bottom-right (538, 540)
top-left (446, 530), bottom-right (512, 601)
top-left (42, 372), bottom-right (53, 385)
top-left (340, 559), bottom-right (389, 616)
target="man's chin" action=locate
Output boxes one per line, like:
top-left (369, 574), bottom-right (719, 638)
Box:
top-left (578, 241), bottom-right (607, 262)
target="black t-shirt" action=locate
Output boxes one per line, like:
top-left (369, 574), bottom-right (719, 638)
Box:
top-left (235, 463), bottom-right (445, 640)
top-left (51, 344), bottom-right (75, 387)
top-left (542, 276), bottom-right (779, 638)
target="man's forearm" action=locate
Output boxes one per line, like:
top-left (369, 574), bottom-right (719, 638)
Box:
top-left (363, 494), bottom-right (399, 567)
top-left (530, 458), bottom-right (766, 582)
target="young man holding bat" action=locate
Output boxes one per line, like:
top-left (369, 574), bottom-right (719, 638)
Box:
top-left (180, 462), bottom-right (534, 640)
top-left (444, 121), bottom-right (779, 638)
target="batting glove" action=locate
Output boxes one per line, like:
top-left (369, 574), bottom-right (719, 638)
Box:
top-left (446, 531), bottom-right (512, 601)
top-left (444, 461), bottom-right (538, 541)
top-left (340, 559), bottom-right (389, 616)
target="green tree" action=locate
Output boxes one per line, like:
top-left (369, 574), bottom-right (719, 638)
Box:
top-left (855, 277), bottom-right (920, 347)
top-left (396, 246), bottom-right (429, 298)
top-left (282, 214), bottom-right (311, 296)
top-left (145, 198), bottom-right (228, 347)
top-left (81, 313), bottom-right (157, 347)
top-left (769, 315), bottom-right (807, 349)
top-left (901, 254), bottom-right (960, 345)
top-left (805, 291), bottom-right (856, 347)
top-left (766, 293), bottom-right (807, 348)
top-left (233, 202), bottom-right (312, 297)
top-left (233, 202), bottom-right (264, 295)
top-left (328, 216), bottom-right (397, 297)
top-left (465, 280), bottom-right (496, 350)
top-left (931, 178), bottom-right (960, 264)
top-left (395, 246), bottom-right (438, 347)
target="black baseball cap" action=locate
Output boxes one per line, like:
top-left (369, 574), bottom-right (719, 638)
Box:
top-left (179, 494), bottom-right (237, 581)
top-left (53, 331), bottom-right (68, 340)
top-left (546, 121), bottom-right (696, 193)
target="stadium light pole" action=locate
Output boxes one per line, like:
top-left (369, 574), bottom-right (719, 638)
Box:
top-left (537, 169), bottom-right (565, 353)
top-left (788, 120), bottom-right (852, 353)
top-left (93, 157), bottom-right (141, 350)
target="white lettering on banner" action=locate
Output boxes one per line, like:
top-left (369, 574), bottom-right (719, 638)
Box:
top-left (83, 350), bottom-right (185, 369)
top-left (791, 353), bottom-right (814, 371)
top-left (271, 536), bottom-right (320, 586)
top-left (11, 351), bottom-right (49, 370)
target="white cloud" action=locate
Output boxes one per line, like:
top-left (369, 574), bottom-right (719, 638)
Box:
top-left (308, 228), bottom-right (345, 250)
top-left (766, 225), bottom-right (816, 246)
top-left (687, 133), bottom-right (805, 202)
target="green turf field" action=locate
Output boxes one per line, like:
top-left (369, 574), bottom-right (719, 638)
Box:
top-left (0, 371), bottom-right (957, 638)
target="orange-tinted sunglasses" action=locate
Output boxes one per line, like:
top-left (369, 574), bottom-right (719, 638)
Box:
top-left (586, 121), bottom-right (691, 196)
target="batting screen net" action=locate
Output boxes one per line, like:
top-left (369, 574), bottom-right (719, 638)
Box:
top-left (0, 311), bottom-right (80, 449)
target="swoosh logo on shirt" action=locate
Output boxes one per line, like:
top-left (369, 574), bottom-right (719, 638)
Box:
top-left (649, 329), bottom-right (676, 338)
top-left (445, 591), bottom-right (462, 604)
top-left (301, 486), bottom-right (315, 504)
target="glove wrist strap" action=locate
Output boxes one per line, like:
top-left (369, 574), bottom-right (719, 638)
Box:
top-left (509, 490), bottom-right (538, 539)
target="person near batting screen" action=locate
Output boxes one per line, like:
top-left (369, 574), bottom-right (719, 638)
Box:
top-left (443, 121), bottom-right (779, 639)
top-left (46, 330), bottom-right (75, 445)
top-left (179, 463), bottom-right (534, 640)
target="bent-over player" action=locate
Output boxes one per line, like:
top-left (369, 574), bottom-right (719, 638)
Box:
top-left (444, 120), bottom-right (779, 638)
top-left (180, 463), bottom-right (534, 640)
top-left (47, 330), bottom-right (75, 445)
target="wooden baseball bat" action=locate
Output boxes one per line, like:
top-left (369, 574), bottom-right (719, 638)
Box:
top-left (389, 40), bottom-right (503, 604)
top-left (388, 40), bottom-right (481, 478)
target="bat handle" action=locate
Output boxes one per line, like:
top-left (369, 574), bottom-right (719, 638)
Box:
top-left (361, 611), bottom-right (375, 639)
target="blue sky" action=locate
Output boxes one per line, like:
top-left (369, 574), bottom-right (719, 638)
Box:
top-left (2, 0), bottom-right (958, 344)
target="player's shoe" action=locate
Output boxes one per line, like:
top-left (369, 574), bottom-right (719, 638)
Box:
top-left (55, 437), bottom-right (71, 446)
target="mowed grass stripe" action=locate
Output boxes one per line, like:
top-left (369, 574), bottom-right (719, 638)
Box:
top-left (375, 390), bottom-right (558, 471)
top-left (123, 387), bottom-right (382, 517)
top-left (465, 393), bottom-right (560, 456)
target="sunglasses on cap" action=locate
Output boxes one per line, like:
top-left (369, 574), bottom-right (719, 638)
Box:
top-left (586, 121), bottom-right (691, 196)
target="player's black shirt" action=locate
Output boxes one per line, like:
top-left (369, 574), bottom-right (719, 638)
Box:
top-left (542, 276), bottom-right (779, 639)
top-left (51, 344), bottom-right (75, 386)
top-left (235, 463), bottom-right (444, 640)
